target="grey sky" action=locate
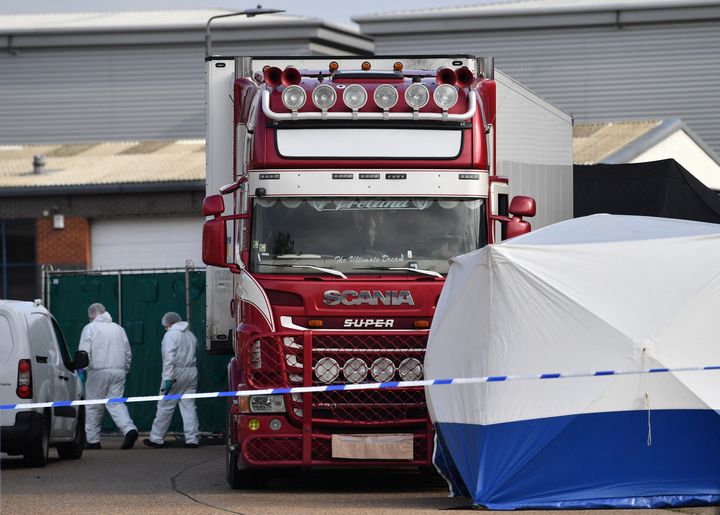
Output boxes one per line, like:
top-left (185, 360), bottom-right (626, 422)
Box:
top-left (0, 1), bottom-right (494, 28)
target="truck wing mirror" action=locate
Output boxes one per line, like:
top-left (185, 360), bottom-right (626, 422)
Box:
top-left (203, 218), bottom-right (231, 268)
top-left (203, 194), bottom-right (225, 216)
top-left (503, 195), bottom-right (536, 239)
top-left (73, 350), bottom-right (89, 370)
top-left (509, 195), bottom-right (536, 218)
top-left (506, 219), bottom-right (531, 239)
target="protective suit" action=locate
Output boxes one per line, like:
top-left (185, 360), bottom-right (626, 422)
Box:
top-left (79, 311), bottom-right (137, 445)
top-left (147, 319), bottom-right (199, 446)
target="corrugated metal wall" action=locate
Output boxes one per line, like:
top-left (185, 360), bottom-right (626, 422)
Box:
top-left (0, 40), bottom-right (342, 144)
top-left (369, 20), bottom-right (720, 156)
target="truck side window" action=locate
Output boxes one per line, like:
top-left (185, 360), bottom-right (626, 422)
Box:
top-left (51, 318), bottom-right (73, 370)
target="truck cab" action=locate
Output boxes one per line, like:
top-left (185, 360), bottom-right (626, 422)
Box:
top-left (202, 55), bottom-right (571, 488)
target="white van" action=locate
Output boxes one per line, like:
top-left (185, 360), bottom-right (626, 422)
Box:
top-left (0, 299), bottom-right (89, 466)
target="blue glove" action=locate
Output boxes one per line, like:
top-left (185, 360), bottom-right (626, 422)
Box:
top-left (78, 368), bottom-right (87, 386)
top-left (162, 379), bottom-right (173, 394)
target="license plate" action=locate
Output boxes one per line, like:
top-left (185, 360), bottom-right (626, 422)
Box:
top-left (331, 433), bottom-right (413, 460)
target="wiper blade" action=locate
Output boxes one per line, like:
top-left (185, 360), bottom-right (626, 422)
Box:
top-left (354, 266), bottom-right (443, 278)
top-left (259, 263), bottom-right (348, 279)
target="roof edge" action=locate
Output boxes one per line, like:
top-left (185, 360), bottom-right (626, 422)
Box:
top-left (0, 180), bottom-right (204, 198)
top-left (603, 119), bottom-right (720, 166)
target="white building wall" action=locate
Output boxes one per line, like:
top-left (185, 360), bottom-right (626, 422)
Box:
top-left (631, 130), bottom-right (720, 190)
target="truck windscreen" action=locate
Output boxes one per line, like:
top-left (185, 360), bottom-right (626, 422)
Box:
top-left (250, 197), bottom-right (486, 276)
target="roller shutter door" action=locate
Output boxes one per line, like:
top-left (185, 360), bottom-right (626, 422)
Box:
top-left (91, 217), bottom-right (203, 270)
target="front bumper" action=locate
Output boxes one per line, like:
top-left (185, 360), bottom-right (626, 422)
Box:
top-left (234, 414), bottom-right (433, 467)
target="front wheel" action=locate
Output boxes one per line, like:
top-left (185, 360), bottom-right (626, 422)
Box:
top-left (226, 443), bottom-right (269, 489)
top-left (57, 407), bottom-right (85, 460)
top-left (24, 413), bottom-right (50, 467)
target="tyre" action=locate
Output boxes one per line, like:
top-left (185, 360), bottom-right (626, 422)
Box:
top-left (24, 413), bottom-right (50, 467)
top-left (56, 407), bottom-right (85, 460)
top-left (226, 437), bottom-right (269, 489)
top-left (226, 444), bottom-right (243, 488)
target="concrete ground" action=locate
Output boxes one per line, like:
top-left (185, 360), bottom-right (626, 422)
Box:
top-left (1, 436), bottom-right (719, 514)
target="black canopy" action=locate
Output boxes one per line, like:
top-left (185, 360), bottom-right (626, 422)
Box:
top-left (574, 159), bottom-right (720, 223)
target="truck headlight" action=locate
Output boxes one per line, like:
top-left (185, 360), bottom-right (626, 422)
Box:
top-left (370, 357), bottom-right (395, 382)
top-left (374, 84), bottom-right (398, 109)
top-left (343, 85), bottom-right (367, 110)
top-left (343, 357), bottom-right (368, 383)
top-left (282, 85), bottom-right (306, 110)
top-left (434, 84), bottom-right (458, 110)
top-left (398, 358), bottom-right (423, 381)
top-left (315, 357), bottom-right (340, 384)
top-left (249, 395), bottom-right (286, 413)
top-left (405, 83), bottom-right (429, 110)
top-left (312, 84), bottom-right (336, 110)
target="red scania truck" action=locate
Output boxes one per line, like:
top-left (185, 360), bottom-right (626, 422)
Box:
top-left (202, 55), bottom-right (573, 488)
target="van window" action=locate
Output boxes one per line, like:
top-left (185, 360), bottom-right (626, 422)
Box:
top-left (51, 318), bottom-right (73, 370)
top-left (0, 314), bottom-right (14, 363)
top-left (28, 314), bottom-right (58, 366)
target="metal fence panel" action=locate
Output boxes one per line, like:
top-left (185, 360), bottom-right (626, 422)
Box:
top-left (47, 268), bottom-right (228, 434)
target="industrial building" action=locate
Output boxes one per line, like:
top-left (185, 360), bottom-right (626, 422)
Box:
top-left (0, 10), bottom-right (372, 299)
top-left (355, 0), bottom-right (720, 156)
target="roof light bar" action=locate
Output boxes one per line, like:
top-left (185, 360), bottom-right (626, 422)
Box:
top-left (262, 89), bottom-right (477, 122)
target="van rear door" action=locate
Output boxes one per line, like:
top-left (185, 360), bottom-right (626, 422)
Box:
top-left (0, 311), bottom-right (20, 427)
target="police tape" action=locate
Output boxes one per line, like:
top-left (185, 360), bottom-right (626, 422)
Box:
top-left (2, 364), bottom-right (719, 412)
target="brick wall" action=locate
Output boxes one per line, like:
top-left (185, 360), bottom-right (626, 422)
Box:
top-left (36, 216), bottom-right (90, 269)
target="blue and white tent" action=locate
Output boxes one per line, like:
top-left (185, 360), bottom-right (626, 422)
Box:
top-left (425, 214), bottom-right (720, 509)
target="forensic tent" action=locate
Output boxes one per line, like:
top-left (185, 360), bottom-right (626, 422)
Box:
top-left (425, 214), bottom-right (720, 509)
top-left (574, 159), bottom-right (720, 222)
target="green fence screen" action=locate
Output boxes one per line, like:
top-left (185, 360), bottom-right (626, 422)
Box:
top-left (47, 269), bottom-right (229, 434)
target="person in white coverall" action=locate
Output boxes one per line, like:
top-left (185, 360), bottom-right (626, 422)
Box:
top-left (143, 312), bottom-right (200, 448)
top-left (79, 303), bottom-right (138, 450)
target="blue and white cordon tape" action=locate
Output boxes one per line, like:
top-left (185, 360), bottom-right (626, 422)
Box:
top-left (2, 364), bottom-right (719, 411)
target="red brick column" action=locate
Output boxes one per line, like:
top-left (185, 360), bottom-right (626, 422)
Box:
top-left (36, 216), bottom-right (91, 269)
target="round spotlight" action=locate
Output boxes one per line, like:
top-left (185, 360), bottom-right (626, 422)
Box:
top-left (343, 357), bottom-right (368, 383)
top-left (312, 84), bottom-right (336, 110)
top-left (370, 358), bottom-right (395, 383)
top-left (282, 85), bottom-right (306, 110)
top-left (374, 85), bottom-right (398, 110)
top-left (398, 357), bottom-right (423, 381)
top-left (315, 357), bottom-right (340, 384)
top-left (343, 85), bottom-right (367, 110)
top-left (405, 83), bottom-right (430, 110)
top-left (434, 84), bottom-right (458, 110)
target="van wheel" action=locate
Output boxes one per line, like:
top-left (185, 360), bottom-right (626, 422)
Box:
top-left (57, 407), bottom-right (85, 460)
top-left (24, 414), bottom-right (50, 467)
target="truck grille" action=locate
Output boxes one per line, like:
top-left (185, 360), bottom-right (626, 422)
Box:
top-left (245, 331), bottom-right (428, 426)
